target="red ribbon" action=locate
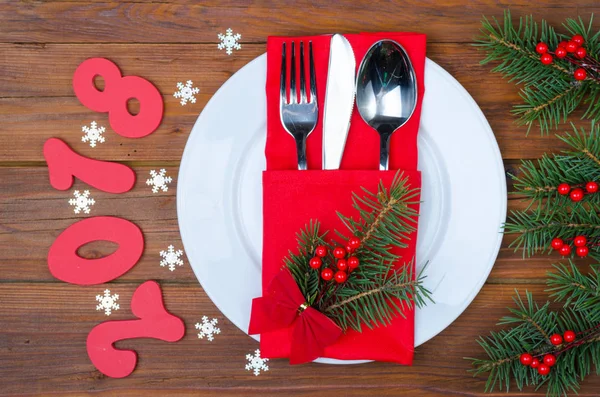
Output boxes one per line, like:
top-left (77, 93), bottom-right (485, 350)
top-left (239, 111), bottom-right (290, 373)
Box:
top-left (248, 269), bottom-right (343, 364)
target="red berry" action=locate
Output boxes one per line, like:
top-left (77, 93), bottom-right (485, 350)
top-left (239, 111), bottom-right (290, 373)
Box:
top-left (536, 42), bottom-right (549, 54)
top-left (336, 259), bottom-right (348, 271)
top-left (574, 235), bottom-right (587, 247)
top-left (309, 256), bottom-right (322, 269)
top-left (558, 40), bottom-right (568, 48)
top-left (315, 245), bottom-right (327, 257)
top-left (347, 236), bottom-right (361, 250)
top-left (559, 244), bottom-right (572, 256)
top-left (543, 354), bottom-right (557, 367)
top-left (557, 183), bottom-right (571, 195)
top-left (572, 34), bottom-right (585, 46)
top-left (334, 270), bottom-right (347, 283)
top-left (520, 353), bottom-right (533, 366)
top-left (586, 181), bottom-right (598, 193)
top-left (555, 47), bottom-right (568, 58)
top-left (333, 246), bottom-right (346, 259)
top-left (575, 47), bottom-right (587, 59)
top-left (321, 268), bottom-right (333, 281)
top-left (570, 187), bottom-right (585, 201)
top-left (531, 358), bottom-right (540, 368)
top-left (347, 256), bottom-right (360, 271)
top-left (550, 333), bottom-right (563, 345)
top-left (540, 53), bottom-right (553, 65)
top-left (574, 68), bottom-right (587, 81)
top-left (563, 330), bottom-right (576, 342)
top-left (345, 244), bottom-right (353, 253)
top-left (576, 246), bottom-right (589, 257)
top-left (537, 364), bottom-right (551, 376)
top-left (566, 41), bottom-right (578, 53)
top-left (551, 238), bottom-right (564, 250)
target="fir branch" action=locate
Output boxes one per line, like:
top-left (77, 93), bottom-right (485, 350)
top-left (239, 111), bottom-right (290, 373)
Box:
top-left (284, 172), bottom-right (432, 333)
top-left (321, 262), bottom-right (432, 332)
top-left (547, 262), bottom-right (600, 322)
top-left (504, 204), bottom-right (600, 261)
top-left (468, 291), bottom-right (600, 397)
top-left (476, 10), bottom-right (600, 134)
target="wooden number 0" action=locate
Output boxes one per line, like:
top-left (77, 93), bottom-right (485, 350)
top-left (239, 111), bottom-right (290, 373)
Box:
top-left (73, 58), bottom-right (163, 138)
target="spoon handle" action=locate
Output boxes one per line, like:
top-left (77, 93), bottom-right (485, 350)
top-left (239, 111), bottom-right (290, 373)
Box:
top-left (379, 133), bottom-right (391, 171)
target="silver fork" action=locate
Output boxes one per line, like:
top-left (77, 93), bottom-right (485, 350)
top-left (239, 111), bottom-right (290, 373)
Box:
top-left (280, 41), bottom-right (318, 170)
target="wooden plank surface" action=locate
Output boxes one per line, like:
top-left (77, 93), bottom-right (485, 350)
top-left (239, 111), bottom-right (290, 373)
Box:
top-left (1, 0), bottom-right (599, 396)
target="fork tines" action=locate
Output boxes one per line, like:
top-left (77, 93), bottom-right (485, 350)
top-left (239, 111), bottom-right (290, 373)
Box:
top-left (280, 41), bottom-right (317, 105)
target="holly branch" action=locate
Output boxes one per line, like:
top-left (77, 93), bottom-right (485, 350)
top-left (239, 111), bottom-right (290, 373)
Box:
top-left (476, 10), bottom-right (600, 134)
top-left (285, 172), bottom-right (433, 333)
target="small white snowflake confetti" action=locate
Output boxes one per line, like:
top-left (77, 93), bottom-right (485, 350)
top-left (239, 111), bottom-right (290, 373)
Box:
top-left (160, 244), bottom-right (184, 271)
top-left (68, 190), bottom-right (95, 214)
top-left (173, 80), bottom-right (200, 106)
top-left (245, 349), bottom-right (269, 376)
top-left (96, 289), bottom-right (120, 316)
top-left (195, 316), bottom-right (221, 342)
top-left (146, 169), bottom-right (172, 193)
top-left (218, 28), bottom-right (242, 55)
top-left (81, 121), bottom-right (106, 148)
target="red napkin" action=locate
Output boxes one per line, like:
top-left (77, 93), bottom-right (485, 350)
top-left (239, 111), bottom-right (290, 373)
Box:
top-left (260, 32), bottom-right (426, 364)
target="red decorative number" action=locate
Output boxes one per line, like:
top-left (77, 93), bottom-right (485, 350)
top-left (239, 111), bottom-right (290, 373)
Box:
top-left (43, 138), bottom-right (135, 193)
top-left (87, 281), bottom-right (185, 378)
top-left (73, 58), bottom-right (163, 138)
top-left (48, 217), bottom-right (144, 285)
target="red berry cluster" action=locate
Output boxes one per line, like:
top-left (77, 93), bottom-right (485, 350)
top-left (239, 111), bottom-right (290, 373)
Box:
top-left (519, 330), bottom-right (576, 376)
top-left (551, 235), bottom-right (589, 257)
top-left (557, 181), bottom-right (598, 202)
top-left (536, 34), bottom-right (589, 80)
top-left (311, 236), bottom-right (361, 284)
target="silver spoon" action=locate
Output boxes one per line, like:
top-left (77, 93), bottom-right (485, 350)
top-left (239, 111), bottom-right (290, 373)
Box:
top-left (356, 40), bottom-right (417, 170)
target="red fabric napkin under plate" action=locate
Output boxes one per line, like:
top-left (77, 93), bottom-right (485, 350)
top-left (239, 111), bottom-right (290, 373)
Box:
top-left (259, 31), bottom-right (426, 364)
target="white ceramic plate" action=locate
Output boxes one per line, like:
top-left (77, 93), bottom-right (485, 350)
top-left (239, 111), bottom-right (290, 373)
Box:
top-left (177, 54), bottom-right (507, 364)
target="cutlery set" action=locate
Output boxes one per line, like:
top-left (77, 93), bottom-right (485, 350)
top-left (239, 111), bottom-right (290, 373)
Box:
top-left (279, 34), bottom-right (417, 171)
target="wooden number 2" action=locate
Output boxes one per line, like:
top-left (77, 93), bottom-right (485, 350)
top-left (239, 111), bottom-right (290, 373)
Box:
top-left (87, 281), bottom-right (185, 378)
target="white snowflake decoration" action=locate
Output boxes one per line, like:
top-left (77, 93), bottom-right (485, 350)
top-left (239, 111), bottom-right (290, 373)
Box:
top-left (173, 80), bottom-right (200, 106)
top-left (68, 190), bottom-right (95, 214)
top-left (96, 289), bottom-right (120, 316)
top-left (146, 169), bottom-right (172, 193)
top-left (218, 28), bottom-right (242, 55)
top-left (81, 121), bottom-right (106, 148)
top-left (195, 316), bottom-right (221, 342)
top-left (160, 244), bottom-right (184, 271)
top-left (245, 349), bottom-right (269, 376)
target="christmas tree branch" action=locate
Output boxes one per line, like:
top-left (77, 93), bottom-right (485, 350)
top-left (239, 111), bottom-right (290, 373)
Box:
top-left (285, 172), bottom-right (432, 333)
top-left (468, 291), bottom-right (600, 397)
top-left (476, 10), bottom-right (600, 134)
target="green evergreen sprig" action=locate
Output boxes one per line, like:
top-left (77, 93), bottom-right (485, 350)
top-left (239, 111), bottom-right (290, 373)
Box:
top-left (506, 123), bottom-right (600, 262)
top-left (505, 204), bottom-right (600, 261)
top-left (468, 291), bottom-right (600, 397)
top-left (476, 10), bottom-right (600, 134)
top-left (547, 262), bottom-right (600, 323)
top-left (285, 172), bottom-right (433, 333)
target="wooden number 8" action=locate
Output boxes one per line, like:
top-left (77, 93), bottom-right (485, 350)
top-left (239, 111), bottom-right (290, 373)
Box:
top-left (73, 58), bottom-right (163, 138)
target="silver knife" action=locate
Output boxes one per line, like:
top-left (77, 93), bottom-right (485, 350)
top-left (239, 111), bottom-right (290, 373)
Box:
top-left (323, 34), bottom-right (356, 170)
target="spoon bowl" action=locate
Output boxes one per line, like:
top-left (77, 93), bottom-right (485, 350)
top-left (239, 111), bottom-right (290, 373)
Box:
top-left (356, 40), bottom-right (417, 170)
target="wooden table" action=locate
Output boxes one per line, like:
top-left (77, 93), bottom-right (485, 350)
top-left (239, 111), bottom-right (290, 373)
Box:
top-left (1, 1), bottom-right (599, 395)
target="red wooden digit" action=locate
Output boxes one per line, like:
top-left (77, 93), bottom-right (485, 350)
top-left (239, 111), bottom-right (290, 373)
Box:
top-left (48, 217), bottom-right (144, 285)
top-left (43, 138), bottom-right (135, 193)
top-left (73, 58), bottom-right (163, 138)
top-left (87, 281), bottom-right (185, 378)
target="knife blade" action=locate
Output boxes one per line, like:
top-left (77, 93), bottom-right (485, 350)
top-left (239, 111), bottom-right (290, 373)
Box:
top-left (323, 34), bottom-right (356, 170)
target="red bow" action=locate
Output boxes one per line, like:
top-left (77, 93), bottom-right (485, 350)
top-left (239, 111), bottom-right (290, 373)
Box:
top-left (248, 269), bottom-right (343, 364)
